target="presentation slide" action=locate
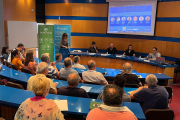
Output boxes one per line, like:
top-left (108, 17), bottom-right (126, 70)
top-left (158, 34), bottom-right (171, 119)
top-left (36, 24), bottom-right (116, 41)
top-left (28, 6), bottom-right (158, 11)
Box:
top-left (107, 1), bottom-right (157, 36)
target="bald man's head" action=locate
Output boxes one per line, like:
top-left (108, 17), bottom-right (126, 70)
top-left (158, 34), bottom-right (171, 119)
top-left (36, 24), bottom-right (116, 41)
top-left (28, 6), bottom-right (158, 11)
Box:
top-left (123, 62), bottom-right (132, 74)
top-left (67, 73), bottom-right (79, 87)
top-left (37, 62), bottom-right (48, 74)
top-left (87, 60), bottom-right (96, 70)
top-left (64, 57), bottom-right (72, 67)
top-left (146, 74), bottom-right (158, 86)
top-left (110, 43), bottom-right (114, 48)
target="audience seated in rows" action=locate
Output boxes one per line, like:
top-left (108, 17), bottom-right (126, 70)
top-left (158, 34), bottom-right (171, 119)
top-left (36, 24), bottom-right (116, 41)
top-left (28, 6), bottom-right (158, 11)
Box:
top-left (59, 57), bottom-right (83, 82)
top-left (87, 84), bottom-right (137, 120)
top-left (15, 77), bottom-right (64, 120)
top-left (72, 56), bottom-right (86, 69)
top-left (23, 51), bottom-right (37, 75)
top-left (130, 74), bottom-right (169, 113)
top-left (1, 46), bottom-right (9, 61)
top-left (58, 73), bottom-right (89, 98)
top-left (82, 60), bottom-right (108, 85)
top-left (97, 74), bottom-right (131, 102)
top-left (121, 62), bottom-right (142, 87)
top-left (41, 53), bottom-right (59, 78)
top-left (54, 53), bottom-right (64, 66)
top-left (11, 49), bottom-right (24, 70)
top-left (27, 62), bottom-right (57, 94)
top-left (8, 43), bottom-right (26, 63)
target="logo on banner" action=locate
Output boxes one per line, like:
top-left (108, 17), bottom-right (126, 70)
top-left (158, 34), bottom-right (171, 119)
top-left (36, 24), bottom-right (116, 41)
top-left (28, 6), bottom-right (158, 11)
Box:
top-left (44, 28), bottom-right (48, 32)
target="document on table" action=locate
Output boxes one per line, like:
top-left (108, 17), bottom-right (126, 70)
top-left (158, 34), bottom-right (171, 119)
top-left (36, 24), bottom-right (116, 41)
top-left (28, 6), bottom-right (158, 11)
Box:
top-left (80, 86), bottom-right (92, 92)
top-left (128, 91), bottom-right (135, 94)
top-left (137, 75), bottom-right (142, 78)
top-left (54, 100), bottom-right (68, 111)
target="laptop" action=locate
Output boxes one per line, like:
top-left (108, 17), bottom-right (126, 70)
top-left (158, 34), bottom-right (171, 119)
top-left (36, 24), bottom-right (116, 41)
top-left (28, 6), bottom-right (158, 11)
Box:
top-left (156, 57), bottom-right (169, 65)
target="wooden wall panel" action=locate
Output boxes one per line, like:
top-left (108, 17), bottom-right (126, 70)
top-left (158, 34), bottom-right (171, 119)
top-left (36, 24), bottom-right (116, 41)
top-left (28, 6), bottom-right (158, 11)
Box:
top-left (45, 3), bottom-right (72, 16)
top-left (157, 1), bottom-right (180, 17)
top-left (71, 3), bottom-right (108, 17)
top-left (3, 0), bottom-right (36, 46)
top-left (155, 22), bottom-right (180, 38)
top-left (45, 19), bottom-right (72, 25)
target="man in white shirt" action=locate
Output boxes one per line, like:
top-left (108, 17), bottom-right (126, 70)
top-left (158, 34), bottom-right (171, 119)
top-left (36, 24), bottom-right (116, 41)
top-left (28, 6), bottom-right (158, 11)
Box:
top-left (72, 56), bottom-right (86, 69)
top-left (147, 47), bottom-right (161, 60)
top-left (8, 43), bottom-right (26, 62)
top-left (82, 60), bottom-right (108, 85)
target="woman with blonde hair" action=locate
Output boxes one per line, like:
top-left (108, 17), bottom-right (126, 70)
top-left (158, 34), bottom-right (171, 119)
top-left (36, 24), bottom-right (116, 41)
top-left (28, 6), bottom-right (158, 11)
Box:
top-left (14, 78), bottom-right (65, 120)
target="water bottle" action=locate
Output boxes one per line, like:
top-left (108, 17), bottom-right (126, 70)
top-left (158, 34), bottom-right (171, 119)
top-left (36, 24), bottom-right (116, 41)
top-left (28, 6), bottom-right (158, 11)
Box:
top-left (139, 55), bottom-right (141, 59)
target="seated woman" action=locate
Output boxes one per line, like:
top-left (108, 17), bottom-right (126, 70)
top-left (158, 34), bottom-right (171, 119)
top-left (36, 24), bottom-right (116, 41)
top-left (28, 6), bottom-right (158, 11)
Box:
top-left (14, 77), bottom-right (65, 120)
top-left (24, 51), bottom-right (37, 75)
top-left (11, 49), bottom-right (24, 70)
top-left (1, 46), bottom-right (9, 61)
top-left (123, 44), bottom-right (135, 57)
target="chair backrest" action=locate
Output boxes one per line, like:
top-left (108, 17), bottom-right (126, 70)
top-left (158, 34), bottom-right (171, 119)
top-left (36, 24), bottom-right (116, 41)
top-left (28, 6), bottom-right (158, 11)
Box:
top-left (46, 75), bottom-right (53, 79)
top-left (3, 61), bottom-right (10, 67)
top-left (84, 82), bottom-right (101, 85)
top-left (175, 59), bottom-right (180, 66)
top-left (9, 64), bottom-right (18, 70)
top-left (125, 83), bottom-right (139, 88)
top-left (164, 86), bottom-right (173, 99)
top-left (21, 68), bottom-right (33, 75)
top-left (6, 82), bottom-right (24, 89)
top-left (145, 109), bottom-right (174, 120)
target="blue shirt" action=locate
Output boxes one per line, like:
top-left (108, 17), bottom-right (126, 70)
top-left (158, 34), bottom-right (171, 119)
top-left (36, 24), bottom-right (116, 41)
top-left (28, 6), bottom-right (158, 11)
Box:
top-left (54, 60), bottom-right (64, 66)
top-left (134, 85), bottom-right (169, 113)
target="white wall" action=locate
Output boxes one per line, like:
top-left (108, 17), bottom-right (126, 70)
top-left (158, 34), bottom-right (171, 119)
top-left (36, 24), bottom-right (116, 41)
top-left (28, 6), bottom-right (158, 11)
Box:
top-left (0, 0), bottom-right (5, 50)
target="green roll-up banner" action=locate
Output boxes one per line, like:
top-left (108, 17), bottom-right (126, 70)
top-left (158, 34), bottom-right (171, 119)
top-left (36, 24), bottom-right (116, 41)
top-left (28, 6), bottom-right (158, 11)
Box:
top-left (38, 25), bottom-right (54, 62)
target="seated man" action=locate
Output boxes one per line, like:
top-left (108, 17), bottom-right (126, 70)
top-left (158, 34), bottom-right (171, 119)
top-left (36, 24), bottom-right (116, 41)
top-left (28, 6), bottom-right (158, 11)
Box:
top-left (54, 53), bottom-right (64, 66)
top-left (27, 62), bottom-right (57, 94)
top-left (106, 43), bottom-right (117, 54)
top-left (130, 74), bottom-right (169, 113)
top-left (88, 41), bottom-right (98, 53)
top-left (59, 57), bottom-right (83, 82)
top-left (58, 73), bottom-right (89, 98)
top-left (72, 56), bottom-right (86, 69)
top-left (82, 60), bottom-right (108, 85)
top-left (8, 43), bottom-right (26, 62)
top-left (97, 74), bottom-right (131, 102)
top-left (87, 84), bottom-right (137, 120)
top-left (41, 53), bottom-right (59, 78)
top-left (147, 47), bottom-right (161, 60)
top-left (121, 62), bottom-right (142, 87)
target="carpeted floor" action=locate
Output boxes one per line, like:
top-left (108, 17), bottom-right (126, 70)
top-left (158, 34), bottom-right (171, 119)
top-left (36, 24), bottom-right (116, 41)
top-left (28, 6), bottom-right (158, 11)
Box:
top-left (169, 84), bottom-right (180, 120)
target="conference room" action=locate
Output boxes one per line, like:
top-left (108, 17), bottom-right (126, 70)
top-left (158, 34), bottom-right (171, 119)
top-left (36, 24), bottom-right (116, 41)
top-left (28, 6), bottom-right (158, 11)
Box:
top-left (0, 0), bottom-right (180, 120)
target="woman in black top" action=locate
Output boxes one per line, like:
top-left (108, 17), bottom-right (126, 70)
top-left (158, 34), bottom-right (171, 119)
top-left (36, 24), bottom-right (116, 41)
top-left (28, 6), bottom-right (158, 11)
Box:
top-left (123, 45), bottom-right (135, 57)
top-left (60, 33), bottom-right (69, 48)
top-left (1, 46), bottom-right (9, 61)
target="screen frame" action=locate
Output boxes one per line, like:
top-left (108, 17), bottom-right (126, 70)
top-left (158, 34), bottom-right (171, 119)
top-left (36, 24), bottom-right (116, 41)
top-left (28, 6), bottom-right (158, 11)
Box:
top-left (106, 1), bottom-right (158, 36)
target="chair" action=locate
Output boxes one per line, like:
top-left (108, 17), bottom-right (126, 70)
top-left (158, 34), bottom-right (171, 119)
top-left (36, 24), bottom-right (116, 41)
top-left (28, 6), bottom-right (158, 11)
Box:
top-left (3, 61), bottom-right (10, 67)
top-left (58, 77), bottom-right (67, 81)
top-left (21, 68), bottom-right (33, 75)
top-left (145, 109), bottom-right (174, 120)
top-left (8, 64), bottom-right (18, 70)
top-left (174, 59), bottom-right (180, 83)
top-left (6, 82), bottom-right (24, 89)
top-left (84, 82), bottom-right (101, 85)
top-left (46, 75), bottom-right (54, 79)
top-left (164, 86), bottom-right (173, 103)
top-left (0, 57), bottom-right (3, 63)
top-left (125, 84), bottom-right (139, 88)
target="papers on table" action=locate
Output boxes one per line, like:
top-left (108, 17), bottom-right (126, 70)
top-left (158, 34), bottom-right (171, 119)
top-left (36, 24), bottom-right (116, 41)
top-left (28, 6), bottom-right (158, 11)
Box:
top-left (54, 100), bottom-right (68, 111)
top-left (89, 53), bottom-right (96, 55)
top-left (137, 75), bottom-right (142, 78)
top-left (144, 60), bottom-right (150, 62)
top-left (101, 54), bottom-right (110, 56)
top-left (128, 91), bottom-right (135, 94)
top-left (116, 55), bottom-right (122, 58)
top-left (80, 86), bottom-right (92, 92)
